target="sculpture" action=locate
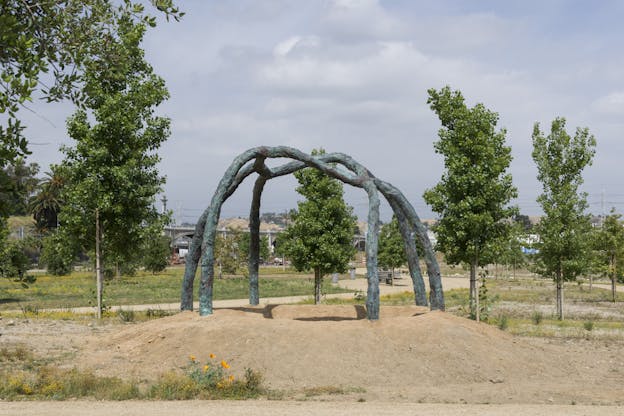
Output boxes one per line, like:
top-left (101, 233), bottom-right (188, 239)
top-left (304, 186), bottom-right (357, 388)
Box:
top-left (180, 146), bottom-right (444, 320)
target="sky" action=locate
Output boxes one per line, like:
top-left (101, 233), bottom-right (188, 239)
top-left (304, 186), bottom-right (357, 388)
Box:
top-left (17, 0), bottom-right (624, 224)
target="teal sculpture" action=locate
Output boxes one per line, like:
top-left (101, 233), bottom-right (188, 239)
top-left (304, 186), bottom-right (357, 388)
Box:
top-left (180, 146), bottom-right (444, 320)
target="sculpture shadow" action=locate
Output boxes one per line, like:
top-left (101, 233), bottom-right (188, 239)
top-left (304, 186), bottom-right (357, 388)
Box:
top-left (214, 304), bottom-right (368, 321)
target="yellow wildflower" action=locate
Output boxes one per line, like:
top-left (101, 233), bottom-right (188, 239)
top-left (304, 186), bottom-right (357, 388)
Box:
top-left (203, 365), bottom-right (209, 372)
top-left (209, 353), bottom-right (216, 359)
top-left (220, 360), bottom-right (230, 369)
top-left (228, 375), bottom-right (235, 382)
top-left (189, 355), bottom-right (196, 362)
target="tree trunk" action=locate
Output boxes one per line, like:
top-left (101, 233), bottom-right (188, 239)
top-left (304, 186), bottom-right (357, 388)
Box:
top-left (470, 260), bottom-right (477, 321)
top-left (314, 267), bottom-right (322, 305)
top-left (556, 270), bottom-right (563, 320)
top-left (95, 209), bottom-right (103, 320)
top-left (611, 254), bottom-right (617, 303)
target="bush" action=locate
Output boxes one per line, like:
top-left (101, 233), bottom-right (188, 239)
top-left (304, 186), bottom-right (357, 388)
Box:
top-left (0, 239), bottom-right (32, 282)
top-left (40, 230), bottom-right (75, 276)
top-left (531, 310), bottom-right (543, 325)
top-left (583, 321), bottom-right (594, 331)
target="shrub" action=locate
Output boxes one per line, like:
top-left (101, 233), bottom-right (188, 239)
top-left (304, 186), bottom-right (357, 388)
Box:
top-left (497, 314), bottom-right (509, 331)
top-left (531, 310), bottom-right (543, 325)
top-left (583, 321), bottom-right (594, 331)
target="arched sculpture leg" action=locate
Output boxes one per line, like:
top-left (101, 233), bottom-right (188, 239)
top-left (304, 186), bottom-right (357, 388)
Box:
top-left (363, 181), bottom-right (381, 320)
top-left (180, 208), bottom-right (209, 311)
top-left (389, 200), bottom-right (428, 306)
top-left (375, 179), bottom-right (444, 310)
top-left (248, 175), bottom-right (267, 305)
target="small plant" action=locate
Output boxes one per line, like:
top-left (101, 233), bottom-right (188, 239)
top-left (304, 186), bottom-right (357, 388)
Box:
top-left (583, 321), bottom-right (594, 331)
top-left (146, 308), bottom-right (174, 319)
top-left (497, 314), bottom-right (509, 331)
top-left (117, 308), bottom-right (136, 323)
top-left (531, 310), bottom-right (543, 325)
top-left (20, 304), bottom-right (39, 317)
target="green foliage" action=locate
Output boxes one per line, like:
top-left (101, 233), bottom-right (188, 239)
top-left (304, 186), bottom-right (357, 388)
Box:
top-left (0, 157), bottom-right (39, 216)
top-left (214, 232), bottom-right (240, 276)
top-left (592, 209), bottom-right (624, 297)
top-left (0, 0), bottom-right (183, 167)
top-left (29, 170), bottom-right (64, 234)
top-left (39, 230), bottom-right (76, 276)
top-left (423, 86), bottom-right (517, 317)
top-left (378, 216), bottom-right (407, 270)
top-left (279, 150), bottom-right (357, 301)
top-left (141, 235), bottom-right (172, 274)
top-left (532, 117), bottom-right (595, 319)
top-left (532, 118), bottom-right (595, 281)
top-left (236, 232), bottom-right (271, 265)
top-left (532, 310), bottom-right (544, 325)
top-left (0, 236), bottom-right (32, 283)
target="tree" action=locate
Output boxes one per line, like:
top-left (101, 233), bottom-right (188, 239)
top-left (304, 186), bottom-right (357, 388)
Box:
top-left (142, 235), bottom-right (172, 274)
top-left (280, 151), bottom-right (357, 304)
top-left (1, 157), bottom-right (40, 215)
top-left (214, 231), bottom-right (239, 277)
top-left (592, 209), bottom-right (624, 302)
top-left (423, 86), bottom-right (517, 321)
top-left (0, 0), bottom-right (182, 168)
top-left (236, 232), bottom-right (270, 267)
top-left (378, 216), bottom-right (407, 274)
top-left (29, 170), bottom-right (64, 234)
top-left (532, 117), bottom-right (596, 320)
top-left (57, 14), bottom-right (170, 318)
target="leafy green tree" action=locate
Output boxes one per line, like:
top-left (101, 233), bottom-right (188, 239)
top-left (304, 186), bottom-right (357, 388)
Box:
top-left (142, 235), bottom-right (172, 274)
top-left (378, 216), bottom-right (407, 273)
top-left (532, 117), bottom-right (596, 320)
top-left (423, 86), bottom-right (517, 321)
top-left (39, 229), bottom-right (76, 276)
top-left (0, 0), bottom-right (182, 167)
top-left (214, 232), bottom-right (239, 277)
top-left (0, 157), bottom-right (40, 215)
top-left (236, 232), bottom-right (271, 267)
top-left (592, 209), bottom-right (624, 302)
top-left (57, 14), bottom-right (170, 317)
top-left (0, 226), bottom-right (32, 283)
top-left (280, 151), bottom-right (357, 304)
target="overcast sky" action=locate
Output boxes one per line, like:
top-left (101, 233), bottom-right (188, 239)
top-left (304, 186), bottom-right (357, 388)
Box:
top-left (19, 0), bottom-right (624, 224)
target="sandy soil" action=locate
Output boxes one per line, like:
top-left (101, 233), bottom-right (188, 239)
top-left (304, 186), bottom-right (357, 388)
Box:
top-left (4, 401), bottom-right (624, 416)
top-left (2, 304), bottom-right (624, 413)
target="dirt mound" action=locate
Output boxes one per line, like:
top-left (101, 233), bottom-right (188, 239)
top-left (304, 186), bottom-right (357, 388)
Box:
top-left (76, 306), bottom-right (621, 404)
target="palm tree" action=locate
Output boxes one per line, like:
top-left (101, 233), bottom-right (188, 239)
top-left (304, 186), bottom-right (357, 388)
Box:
top-left (29, 171), bottom-right (64, 234)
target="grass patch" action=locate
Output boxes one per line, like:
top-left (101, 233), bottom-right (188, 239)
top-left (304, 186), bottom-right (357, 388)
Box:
top-left (0, 268), bottom-right (350, 311)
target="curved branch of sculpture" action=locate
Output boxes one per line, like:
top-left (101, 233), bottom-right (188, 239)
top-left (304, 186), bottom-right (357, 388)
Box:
top-left (180, 146), bottom-right (444, 319)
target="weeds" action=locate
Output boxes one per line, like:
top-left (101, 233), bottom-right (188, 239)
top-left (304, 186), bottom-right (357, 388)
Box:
top-left (497, 314), bottom-right (509, 330)
top-left (531, 310), bottom-right (543, 325)
top-left (150, 354), bottom-right (264, 400)
top-left (584, 321), bottom-right (594, 331)
top-left (117, 308), bottom-right (136, 323)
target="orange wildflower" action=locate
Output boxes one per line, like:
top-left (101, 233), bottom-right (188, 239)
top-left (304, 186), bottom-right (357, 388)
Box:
top-left (189, 355), bottom-right (196, 362)
top-left (228, 375), bottom-right (235, 382)
top-left (209, 353), bottom-right (216, 359)
top-left (220, 360), bottom-right (230, 369)
top-left (203, 365), bottom-right (209, 372)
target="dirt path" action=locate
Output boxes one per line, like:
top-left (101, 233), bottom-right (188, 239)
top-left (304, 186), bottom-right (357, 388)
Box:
top-left (3, 401), bottom-right (623, 416)
top-left (36, 276), bottom-right (468, 314)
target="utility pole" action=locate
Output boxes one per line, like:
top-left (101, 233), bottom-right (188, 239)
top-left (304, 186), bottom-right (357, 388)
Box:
top-left (161, 195), bottom-right (168, 214)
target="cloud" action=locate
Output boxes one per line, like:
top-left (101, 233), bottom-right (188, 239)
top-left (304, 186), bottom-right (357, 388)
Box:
top-left (592, 91), bottom-right (624, 116)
